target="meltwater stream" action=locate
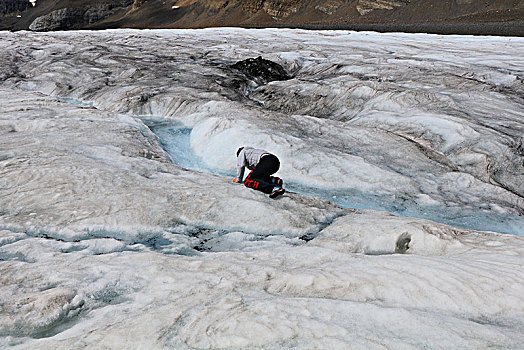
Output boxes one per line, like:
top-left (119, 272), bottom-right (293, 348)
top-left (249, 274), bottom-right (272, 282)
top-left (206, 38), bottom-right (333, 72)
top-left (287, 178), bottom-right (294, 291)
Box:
top-left (143, 117), bottom-right (524, 236)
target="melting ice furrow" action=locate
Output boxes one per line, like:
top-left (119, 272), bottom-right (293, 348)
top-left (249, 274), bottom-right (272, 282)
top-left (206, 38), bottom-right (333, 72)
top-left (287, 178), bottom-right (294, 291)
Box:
top-left (142, 117), bottom-right (524, 236)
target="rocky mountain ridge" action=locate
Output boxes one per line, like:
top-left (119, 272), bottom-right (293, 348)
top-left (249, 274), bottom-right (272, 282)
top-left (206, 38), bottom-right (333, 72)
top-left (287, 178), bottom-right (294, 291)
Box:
top-left (1, 0), bottom-right (523, 35)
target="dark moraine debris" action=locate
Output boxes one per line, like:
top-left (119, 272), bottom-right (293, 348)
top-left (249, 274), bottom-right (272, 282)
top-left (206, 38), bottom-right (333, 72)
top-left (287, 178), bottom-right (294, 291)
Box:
top-left (231, 56), bottom-right (291, 85)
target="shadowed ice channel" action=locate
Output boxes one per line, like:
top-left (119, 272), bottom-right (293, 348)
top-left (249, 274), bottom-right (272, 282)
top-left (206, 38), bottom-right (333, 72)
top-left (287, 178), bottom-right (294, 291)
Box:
top-left (142, 117), bottom-right (524, 236)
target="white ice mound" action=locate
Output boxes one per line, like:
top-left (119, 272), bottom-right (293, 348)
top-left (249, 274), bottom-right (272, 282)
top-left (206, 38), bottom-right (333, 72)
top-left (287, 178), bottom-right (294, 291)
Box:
top-left (312, 209), bottom-right (524, 256)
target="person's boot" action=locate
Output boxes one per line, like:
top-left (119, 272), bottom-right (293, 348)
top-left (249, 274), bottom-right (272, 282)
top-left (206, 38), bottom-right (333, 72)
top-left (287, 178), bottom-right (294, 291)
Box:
top-left (269, 187), bottom-right (285, 199)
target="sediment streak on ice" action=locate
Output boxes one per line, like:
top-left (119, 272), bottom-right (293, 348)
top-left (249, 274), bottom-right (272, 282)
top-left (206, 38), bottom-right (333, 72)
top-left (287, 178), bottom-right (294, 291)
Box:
top-left (0, 29), bottom-right (523, 349)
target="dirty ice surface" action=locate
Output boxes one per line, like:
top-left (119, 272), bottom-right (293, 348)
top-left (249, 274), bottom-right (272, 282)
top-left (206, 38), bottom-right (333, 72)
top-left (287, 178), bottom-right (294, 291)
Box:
top-left (0, 29), bottom-right (523, 349)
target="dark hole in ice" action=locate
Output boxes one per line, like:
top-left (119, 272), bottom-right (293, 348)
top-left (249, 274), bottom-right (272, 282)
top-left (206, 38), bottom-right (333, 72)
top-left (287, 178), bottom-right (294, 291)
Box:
top-left (231, 56), bottom-right (291, 85)
top-left (395, 232), bottom-right (411, 254)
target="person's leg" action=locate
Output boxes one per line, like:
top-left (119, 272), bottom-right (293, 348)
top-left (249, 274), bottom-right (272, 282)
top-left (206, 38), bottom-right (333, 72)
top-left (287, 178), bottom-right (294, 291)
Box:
top-left (264, 174), bottom-right (282, 186)
top-left (270, 176), bottom-right (283, 187)
top-left (244, 155), bottom-right (280, 194)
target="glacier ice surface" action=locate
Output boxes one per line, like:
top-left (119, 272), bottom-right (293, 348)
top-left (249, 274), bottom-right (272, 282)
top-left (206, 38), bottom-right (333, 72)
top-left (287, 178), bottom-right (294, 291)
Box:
top-left (0, 28), bottom-right (523, 349)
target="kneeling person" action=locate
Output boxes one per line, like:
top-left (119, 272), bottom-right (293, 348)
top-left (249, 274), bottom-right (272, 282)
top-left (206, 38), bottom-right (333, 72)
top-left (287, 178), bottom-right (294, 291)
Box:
top-left (233, 146), bottom-right (285, 198)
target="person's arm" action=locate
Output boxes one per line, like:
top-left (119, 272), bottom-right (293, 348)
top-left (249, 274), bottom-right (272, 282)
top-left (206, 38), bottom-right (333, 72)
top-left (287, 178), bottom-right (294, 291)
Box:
top-left (233, 149), bottom-right (246, 183)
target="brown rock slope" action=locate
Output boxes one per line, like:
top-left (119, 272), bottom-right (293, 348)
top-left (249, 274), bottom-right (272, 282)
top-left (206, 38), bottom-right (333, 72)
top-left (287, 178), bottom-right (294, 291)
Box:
top-left (1, 0), bottom-right (523, 35)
